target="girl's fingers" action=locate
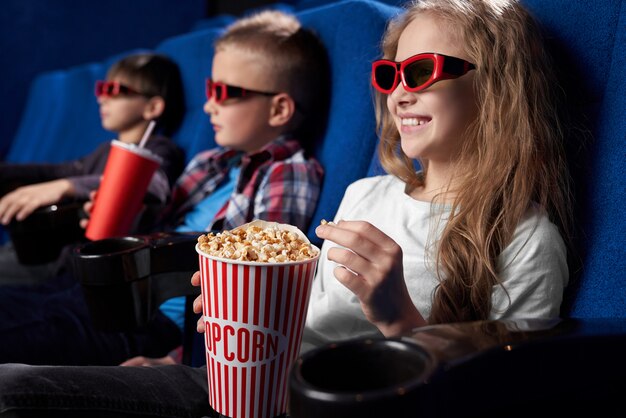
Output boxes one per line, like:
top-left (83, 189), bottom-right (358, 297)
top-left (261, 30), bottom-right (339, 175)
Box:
top-left (192, 273), bottom-right (203, 334)
top-left (316, 223), bottom-right (379, 263)
top-left (326, 246), bottom-right (370, 277)
top-left (332, 265), bottom-right (367, 297)
top-left (197, 316), bottom-right (206, 333)
top-left (322, 220), bottom-right (397, 248)
top-left (317, 220), bottom-right (398, 257)
top-left (190, 271), bottom-right (201, 286)
top-left (192, 294), bottom-right (202, 314)
top-left (192, 272), bottom-right (203, 315)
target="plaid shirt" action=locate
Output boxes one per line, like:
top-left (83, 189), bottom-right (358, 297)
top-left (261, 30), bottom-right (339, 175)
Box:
top-left (162, 137), bottom-right (323, 232)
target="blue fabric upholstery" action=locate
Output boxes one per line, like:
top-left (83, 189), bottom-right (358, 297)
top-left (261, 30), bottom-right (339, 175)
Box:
top-left (526, 0), bottom-right (626, 318)
top-left (4, 51), bottom-right (146, 164)
top-left (191, 3), bottom-right (299, 32)
top-left (3, 0), bottom-right (624, 364)
top-left (298, 0), bottom-right (401, 243)
top-left (190, 15), bottom-right (236, 32)
top-left (159, 0), bottom-right (401, 245)
top-left (156, 29), bottom-right (222, 162)
top-left (364, 0), bottom-right (626, 318)
top-left (519, 0), bottom-right (626, 318)
top-left (180, 0), bottom-right (400, 366)
top-left (5, 65), bottom-right (108, 164)
top-left (296, 0), bottom-right (404, 10)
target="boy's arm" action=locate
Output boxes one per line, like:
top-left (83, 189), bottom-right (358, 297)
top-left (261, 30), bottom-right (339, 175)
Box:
top-left (0, 161), bottom-right (85, 192)
top-left (0, 142), bottom-right (108, 197)
top-left (253, 159), bottom-right (323, 231)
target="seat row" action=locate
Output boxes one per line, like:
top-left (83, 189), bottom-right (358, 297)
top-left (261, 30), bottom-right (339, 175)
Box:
top-left (4, 0), bottom-right (625, 321)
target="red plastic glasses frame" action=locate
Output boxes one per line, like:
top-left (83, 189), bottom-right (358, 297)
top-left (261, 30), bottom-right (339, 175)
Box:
top-left (94, 80), bottom-right (144, 98)
top-left (205, 78), bottom-right (278, 104)
top-left (371, 52), bottom-right (476, 94)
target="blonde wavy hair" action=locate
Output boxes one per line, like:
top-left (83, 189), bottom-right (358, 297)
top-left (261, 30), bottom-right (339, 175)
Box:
top-left (375, 0), bottom-right (572, 323)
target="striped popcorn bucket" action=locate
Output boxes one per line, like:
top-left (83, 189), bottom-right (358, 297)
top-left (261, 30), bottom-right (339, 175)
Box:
top-left (196, 244), bottom-right (320, 418)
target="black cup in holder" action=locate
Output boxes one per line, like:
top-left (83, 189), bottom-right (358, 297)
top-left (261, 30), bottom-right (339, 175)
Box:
top-left (8, 201), bottom-right (86, 265)
top-left (289, 338), bottom-right (437, 418)
top-left (72, 231), bottom-right (201, 332)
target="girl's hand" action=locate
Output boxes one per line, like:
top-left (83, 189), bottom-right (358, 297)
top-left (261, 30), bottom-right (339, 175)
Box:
top-left (315, 220), bottom-right (426, 336)
top-left (0, 180), bottom-right (73, 225)
top-left (191, 271), bottom-right (206, 333)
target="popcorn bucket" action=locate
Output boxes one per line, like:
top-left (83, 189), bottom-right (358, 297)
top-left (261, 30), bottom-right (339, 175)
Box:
top-left (196, 224), bottom-right (319, 418)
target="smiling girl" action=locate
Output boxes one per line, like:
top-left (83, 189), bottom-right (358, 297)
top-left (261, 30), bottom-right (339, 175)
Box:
top-left (307, 0), bottom-right (573, 342)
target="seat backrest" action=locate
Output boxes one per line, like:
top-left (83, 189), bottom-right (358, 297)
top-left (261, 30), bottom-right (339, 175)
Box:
top-left (519, 0), bottom-right (626, 317)
top-left (5, 63), bottom-right (109, 164)
top-left (4, 50), bottom-right (159, 165)
top-left (156, 28), bottom-right (222, 162)
top-left (298, 0), bottom-right (401, 244)
top-left (363, 0), bottom-right (626, 318)
top-left (160, 0), bottom-right (401, 245)
top-left (296, 0), bottom-right (404, 10)
top-left (180, 0), bottom-right (400, 366)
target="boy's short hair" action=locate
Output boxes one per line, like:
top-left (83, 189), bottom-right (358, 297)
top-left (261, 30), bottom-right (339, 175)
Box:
top-left (107, 53), bottom-right (185, 136)
top-left (215, 11), bottom-right (330, 145)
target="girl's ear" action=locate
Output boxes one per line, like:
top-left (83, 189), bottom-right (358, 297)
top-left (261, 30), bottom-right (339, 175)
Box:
top-left (143, 96), bottom-right (166, 120)
top-left (268, 93), bottom-right (296, 127)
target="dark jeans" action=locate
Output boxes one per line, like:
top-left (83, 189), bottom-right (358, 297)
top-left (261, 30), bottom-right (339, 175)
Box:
top-left (0, 275), bottom-right (182, 365)
top-left (0, 363), bottom-right (210, 418)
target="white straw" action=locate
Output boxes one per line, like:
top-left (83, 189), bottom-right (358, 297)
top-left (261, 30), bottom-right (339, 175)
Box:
top-left (138, 120), bottom-right (156, 148)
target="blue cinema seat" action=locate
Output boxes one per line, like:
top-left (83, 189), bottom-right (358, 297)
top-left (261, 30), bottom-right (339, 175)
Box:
top-left (190, 2), bottom-right (297, 32)
top-left (156, 28), bottom-right (222, 162)
top-left (519, 0), bottom-right (626, 318)
top-left (157, 0), bottom-right (401, 245)
top-left (174, 0), bottom-right (401, 366)
top-left (298, 0), bottom-right (401, 244)
top-left (6, 0), bottom-right (623, 370)
top-left (295, 0), bottom-right (405, 10)
top-left (2, 0), bottom-right (398, 365)
top-left (3, 50), bottom-right (168, 166)
top-left (5, 64), bottom-right (109, 164)
top-left (363, 0), bottom-right (626, 319)
top-left (0, 53), bottom-right (128, 244)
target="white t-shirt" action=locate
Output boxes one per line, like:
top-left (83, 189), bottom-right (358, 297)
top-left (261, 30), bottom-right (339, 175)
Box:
top-left (302, 175), bottom-right (568, 351)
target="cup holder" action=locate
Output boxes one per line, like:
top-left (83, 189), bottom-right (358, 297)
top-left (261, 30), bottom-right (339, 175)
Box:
top-left (289, 338), bottom-right (437, 418)
top-left (72, 232), bottom-right (201, 331)
top-left (73, 236), bottom-right (151, 285)
top-left (8, 201), bottom-right (85, 265)
top-left (78, 236), bottom-right (148, 255)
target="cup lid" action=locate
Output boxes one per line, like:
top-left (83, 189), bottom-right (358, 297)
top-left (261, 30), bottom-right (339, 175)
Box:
top-left (111, 139), bottom-right (163, 164)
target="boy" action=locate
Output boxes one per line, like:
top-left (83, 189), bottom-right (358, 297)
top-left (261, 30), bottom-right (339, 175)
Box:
top-left (125, 9), bottom-right (329, 364)
top-left (0, 52), bottom-right (186, 286)
top-left (0, 10), bottom-right (329, 366)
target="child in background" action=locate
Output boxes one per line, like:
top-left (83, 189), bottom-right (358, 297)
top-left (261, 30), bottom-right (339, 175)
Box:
top-left (0, 10), bottom-right (328, 367)
top-left (0, 52), bottom-right (186, 286)
top-left (153, 9), bottom-right (328, 235)
top-left (120, 9), bottom-right (330, 366)
top-left (0, 0), bottom-right (573, 416)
